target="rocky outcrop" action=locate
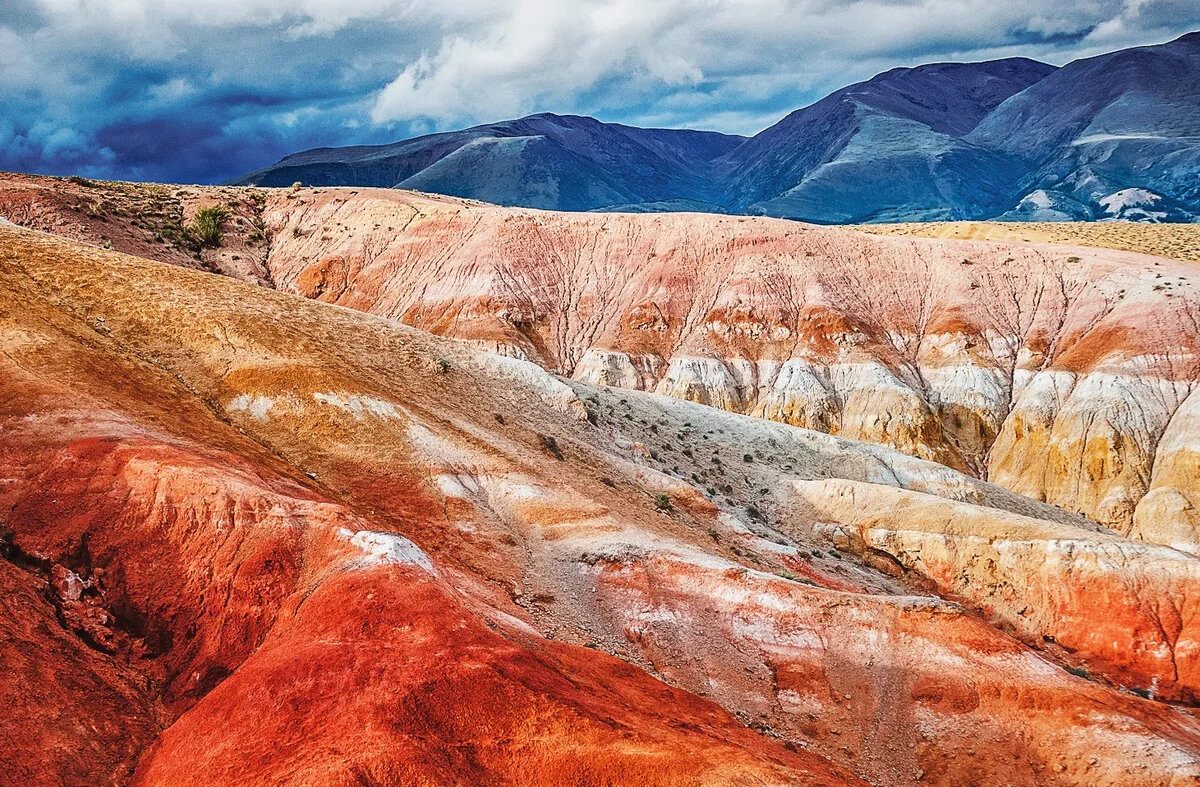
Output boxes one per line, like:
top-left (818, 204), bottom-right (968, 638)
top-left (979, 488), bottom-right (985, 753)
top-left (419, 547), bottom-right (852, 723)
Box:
top-left (790, 478), bottom-right (1200, 702)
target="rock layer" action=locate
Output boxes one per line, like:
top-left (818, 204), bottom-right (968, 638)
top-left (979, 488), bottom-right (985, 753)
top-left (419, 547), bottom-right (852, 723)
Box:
top-left (4, 222), bottom-right (1200, 785)
top-left (251, 187), bottom-right (1200, 553)
top-left (7, 174), bottom-right (1200, 554)
top-left (0, 224), bottom-right (854, 786)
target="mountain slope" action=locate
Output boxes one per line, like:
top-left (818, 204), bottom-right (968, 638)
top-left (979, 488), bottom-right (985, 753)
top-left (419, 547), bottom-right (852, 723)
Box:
top-left (9, 173), bottom-right (1200, 549)
top-left (247, 186), bottom-right (1200, 553)
top-left (970, 31), bottom-right (1200, 221)
top-left (716, 58), bottom-right (1055, 221)
top-left (233, 33), bottom-right (1200, 222)
top-left (232, 113), bottom-right (745, 211)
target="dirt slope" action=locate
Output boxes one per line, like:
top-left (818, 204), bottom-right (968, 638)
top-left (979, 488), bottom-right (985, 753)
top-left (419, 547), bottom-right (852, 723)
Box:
top-left (8, 174), bottom-right (1200, 551)
top-left (861, 220), bottom-right (1200, 263)
top-left (241, 187), bottom-right (1200, 553)
top-left (3, 221), bottom-right (1200, 785)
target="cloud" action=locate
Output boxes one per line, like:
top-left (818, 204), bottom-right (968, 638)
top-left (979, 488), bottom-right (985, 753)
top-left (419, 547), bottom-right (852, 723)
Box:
top-left (1, 0), bottom-right (1197, 183)
top-left (369, 0), bottom-right (1200, 130)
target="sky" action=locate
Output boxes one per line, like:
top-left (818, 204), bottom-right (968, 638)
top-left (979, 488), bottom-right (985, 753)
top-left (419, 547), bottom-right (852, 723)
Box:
top-left (2, 1), bottom-right (1198, 184)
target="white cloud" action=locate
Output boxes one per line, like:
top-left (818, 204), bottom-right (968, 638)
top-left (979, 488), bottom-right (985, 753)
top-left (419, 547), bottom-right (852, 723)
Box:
top-left (1, 0), bottom-right (1197, 178)
top-left (366, 0), bottom-right (1200, 129)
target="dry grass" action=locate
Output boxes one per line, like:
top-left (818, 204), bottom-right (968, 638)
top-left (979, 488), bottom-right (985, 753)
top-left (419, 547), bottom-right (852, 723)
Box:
top-left (858, 221), bottom-right (1200, 263)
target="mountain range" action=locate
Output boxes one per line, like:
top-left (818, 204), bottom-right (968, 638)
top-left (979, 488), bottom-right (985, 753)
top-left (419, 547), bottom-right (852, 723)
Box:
top-left (233, 32), bottom-right (1200, 223)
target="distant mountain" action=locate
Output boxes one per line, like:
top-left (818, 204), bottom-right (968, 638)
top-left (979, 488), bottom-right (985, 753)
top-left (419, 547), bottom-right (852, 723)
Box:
top-left (969, 31), bottom-right (1200, 222)
top-left (230, 114), bottom-right (744, 211)
top-left (234, 33), bottom-right (1200, 223)
top-left (715, 58), bottom-right (1055, 222)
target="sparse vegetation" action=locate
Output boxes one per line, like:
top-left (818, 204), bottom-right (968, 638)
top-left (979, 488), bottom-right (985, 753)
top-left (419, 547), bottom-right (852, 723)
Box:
top-left (538, 433), bottom-right (564, 461)
top-left (654, 494), bottom-right (672, 512)
top-left (190, 205), bottom-right (229, 248)
top-left (863, 221), bottom-right (1200, 264)
top-left (1065, 665), bottom-right (1090, 679)
top-left (434, 358), bottom-right (451, 374)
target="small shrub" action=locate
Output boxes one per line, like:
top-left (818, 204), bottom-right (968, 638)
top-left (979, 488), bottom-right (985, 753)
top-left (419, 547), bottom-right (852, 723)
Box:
top-left (743, 453), bottom-right (754, 463)
top-left (190, 205), bottom-right (229, 248)
top-left (433, 358), bottom-right (450, 374)
top-left (746, 505), bottom-right (763, 521)
top-left (707, 528), bottom-right (720, 541)
top-left (538, 433), bottom-right (564, 461)
top-left (1065, 665), bottom-right (1089, 679)
top-left (67, 175), bottom-right (96, 187)
top-left (654, 494), bottom-right (672, 512)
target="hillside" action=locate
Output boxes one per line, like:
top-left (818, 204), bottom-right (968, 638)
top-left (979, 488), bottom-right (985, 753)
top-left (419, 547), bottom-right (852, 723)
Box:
top-left (969, 31), bottom-right (1200, 221)
top-left (5, 213), bottom-right (1200, 785)
top-left (860, 220), bottom-right (1200, 262)
top-left (8, 173), bottom-right (1200, 551)
top-left (715, 58), bottom-right (1054, 222)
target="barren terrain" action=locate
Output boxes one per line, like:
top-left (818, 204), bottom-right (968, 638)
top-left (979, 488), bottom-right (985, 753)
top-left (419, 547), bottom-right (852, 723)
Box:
top-left (862, 220), bottom-right (1200, 263)
top-left (4, 173), bottom-right (1200, 785)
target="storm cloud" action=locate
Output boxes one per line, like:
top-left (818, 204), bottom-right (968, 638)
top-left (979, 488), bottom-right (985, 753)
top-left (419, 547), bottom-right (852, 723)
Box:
top-left (2, 0), bottom-right (1198, 183)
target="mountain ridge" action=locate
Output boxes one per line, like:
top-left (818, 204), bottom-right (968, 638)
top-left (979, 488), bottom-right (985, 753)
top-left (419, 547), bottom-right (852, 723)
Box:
top-left (233, 32), bottom-right (1200, 223)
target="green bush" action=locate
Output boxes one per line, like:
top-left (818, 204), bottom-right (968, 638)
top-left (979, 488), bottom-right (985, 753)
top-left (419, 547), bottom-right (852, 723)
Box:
top-left (191, 205), bottom-right (229, 248)
top-left (654, 494), bottom-right (672, 512)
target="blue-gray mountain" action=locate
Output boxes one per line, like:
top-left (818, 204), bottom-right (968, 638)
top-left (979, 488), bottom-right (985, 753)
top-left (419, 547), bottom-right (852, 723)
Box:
top-left (232, 115), bottom-right (744, 213)
top-left (233, 32), bottom-right (1200, 223)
